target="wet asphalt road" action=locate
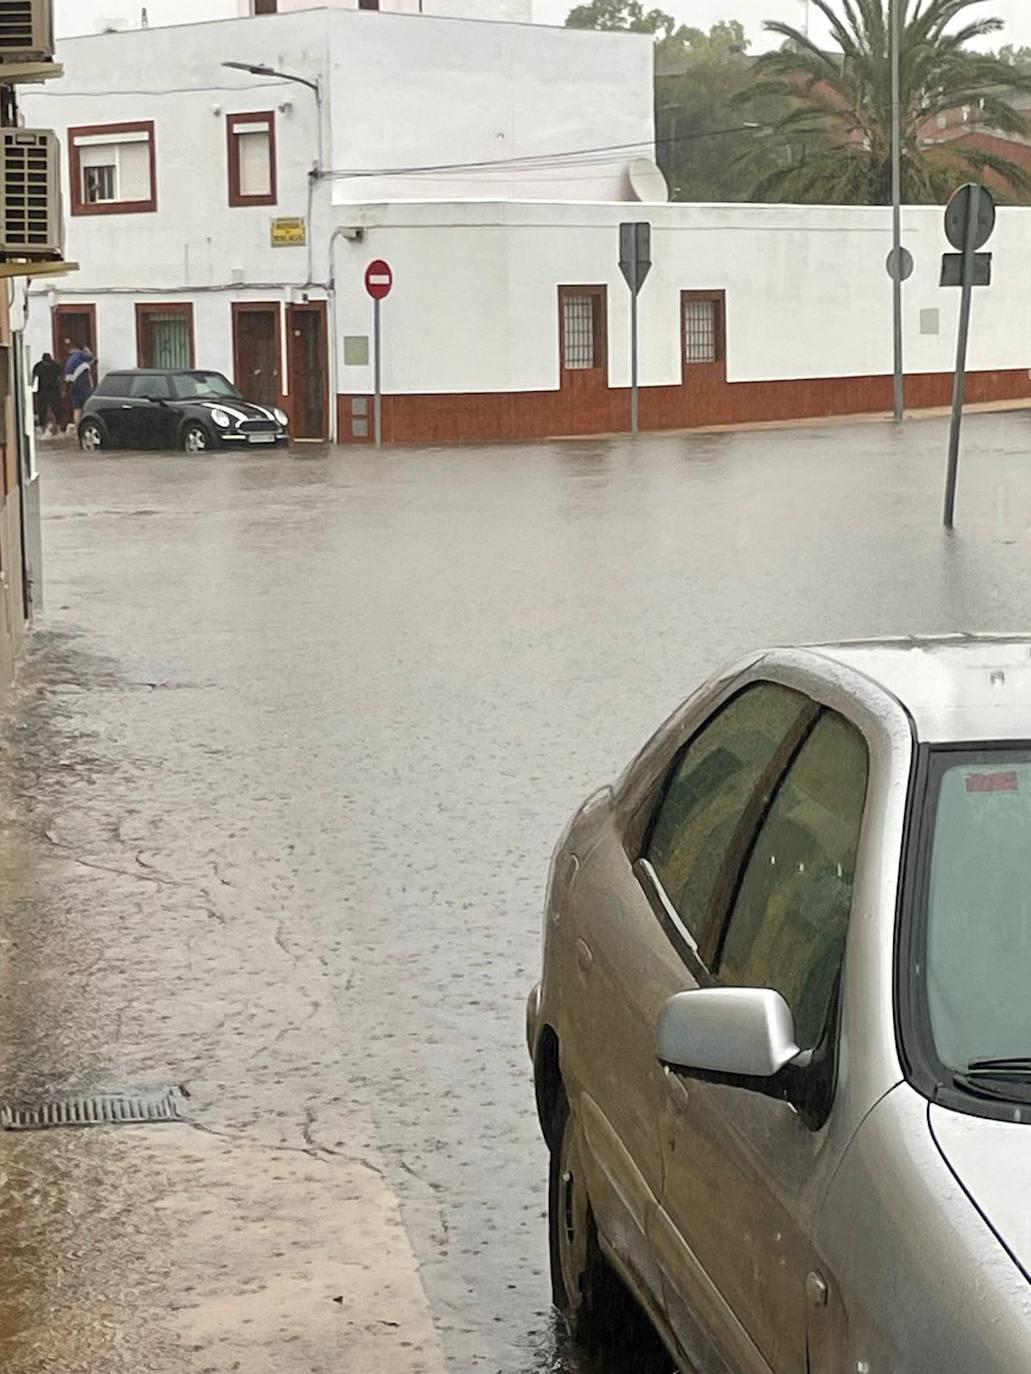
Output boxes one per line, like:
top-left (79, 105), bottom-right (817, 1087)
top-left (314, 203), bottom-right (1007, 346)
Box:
top-left (3, 411), bottom-right (1031, 1372)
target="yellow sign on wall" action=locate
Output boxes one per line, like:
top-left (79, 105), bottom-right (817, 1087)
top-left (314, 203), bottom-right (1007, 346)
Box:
top-left (271, 217), bottom-right (307, 247)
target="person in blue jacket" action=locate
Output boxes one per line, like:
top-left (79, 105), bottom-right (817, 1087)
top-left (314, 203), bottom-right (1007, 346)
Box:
top-left (64, 344), bottom-right (95, 426)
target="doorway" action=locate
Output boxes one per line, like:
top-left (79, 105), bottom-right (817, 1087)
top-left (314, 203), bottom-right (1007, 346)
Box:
top-left (558, 285), bottom-right (608, 430)
top-left (286, 302), bottom-right (328, 440)
top-left (232, 303), bottom-right (282, 408)
top-left (51, 304), bottom-right (97, 428)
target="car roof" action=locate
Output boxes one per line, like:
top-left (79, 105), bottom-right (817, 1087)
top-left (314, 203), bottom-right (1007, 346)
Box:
top-left (798, 634), bottom-right (1031, 744)
top-left (105, 368), bottom-right (206, 375)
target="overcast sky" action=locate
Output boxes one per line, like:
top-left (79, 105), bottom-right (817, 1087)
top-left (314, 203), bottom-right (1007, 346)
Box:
top-left (533, 0), bottom-right (1031, 50)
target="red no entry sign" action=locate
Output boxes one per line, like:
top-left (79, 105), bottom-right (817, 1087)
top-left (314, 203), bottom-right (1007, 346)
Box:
top-left (365, 259), bottom-right (393, 300)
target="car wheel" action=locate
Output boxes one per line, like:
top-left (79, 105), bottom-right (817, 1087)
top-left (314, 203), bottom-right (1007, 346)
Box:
top-left (182, 423), bottom-right (210, 454)
top-left (79, 419), bottom-right (104, 453)
top-left (548, 1091), bottom-right (622, 1345)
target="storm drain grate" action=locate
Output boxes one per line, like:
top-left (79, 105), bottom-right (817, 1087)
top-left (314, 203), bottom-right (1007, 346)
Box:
top-left (0, 1088), bottom-right (183, 1131)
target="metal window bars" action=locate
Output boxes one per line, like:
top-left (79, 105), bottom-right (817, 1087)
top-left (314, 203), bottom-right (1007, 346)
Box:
top-left (684, 298), bottom-right (717, 364)
top-left (563, 295), bottom-right (596, 370)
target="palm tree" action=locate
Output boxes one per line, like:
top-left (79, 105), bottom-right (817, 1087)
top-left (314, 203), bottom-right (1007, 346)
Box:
top-left (744, 0), bottom-right (1031, 203)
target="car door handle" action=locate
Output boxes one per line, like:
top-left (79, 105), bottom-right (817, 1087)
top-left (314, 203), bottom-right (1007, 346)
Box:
top-left (664, 1067), bottom-right (692, 1117)
top-left (121, 404), bottom-right (132, 409)
top-left (575, 938), bottom-right (593, 977)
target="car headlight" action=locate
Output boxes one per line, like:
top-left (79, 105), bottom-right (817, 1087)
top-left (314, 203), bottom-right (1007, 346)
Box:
top-left (210, 408), bottom-right (231, 428)
top-left (273, 408), bottom-right (289, 428)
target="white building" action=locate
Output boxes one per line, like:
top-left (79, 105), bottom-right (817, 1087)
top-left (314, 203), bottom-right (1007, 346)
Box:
top-left (54, 0), bottom-right (534, 39)
top-left (24, 4), bottom-right (1031, 447)
top-left (23, 6), bottom-right (656, 440)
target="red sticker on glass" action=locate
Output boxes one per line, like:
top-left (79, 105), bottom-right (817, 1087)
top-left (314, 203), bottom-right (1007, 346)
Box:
top-left (966, 771), bottom-right (1019, 793)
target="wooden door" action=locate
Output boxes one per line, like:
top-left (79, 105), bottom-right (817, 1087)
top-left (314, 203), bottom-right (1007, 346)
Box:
top-left (285, 302), bottom-right (328, 440)
top-left (558, 285), bottom-right (608, 430)
top-left (233, 304), bottom-right (281, 407)
top-left (52, 305), bottom-right (97, 427)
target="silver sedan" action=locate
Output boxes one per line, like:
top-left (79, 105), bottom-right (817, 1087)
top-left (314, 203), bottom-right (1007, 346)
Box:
top-left (527, 635), bottom-right (1031, 1373)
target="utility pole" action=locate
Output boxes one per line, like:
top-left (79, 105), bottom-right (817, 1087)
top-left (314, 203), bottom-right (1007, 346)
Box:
top-left (890, 0), bottom-right (904, 423)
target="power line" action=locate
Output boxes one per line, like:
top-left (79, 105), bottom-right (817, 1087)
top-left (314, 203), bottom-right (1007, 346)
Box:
top-left (321, 125), bottom-right (765, 181)
top-left (20, 79), bottom-right (294, 98)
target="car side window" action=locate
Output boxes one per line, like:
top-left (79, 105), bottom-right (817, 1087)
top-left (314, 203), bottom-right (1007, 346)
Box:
top-left (717, 711), bottom-right (869, 1050)
top-left (644, 684), bottom-right (813, 962)
top-left (129, 374), bottom-right (170, 399)
top-left (97, 373), bottom-right (131, 398)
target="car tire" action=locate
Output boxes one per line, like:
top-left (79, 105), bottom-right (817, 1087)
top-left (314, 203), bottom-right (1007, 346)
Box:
top-left (181, 422), bottom-right (211, 454)
top-left (79, 418), bottom-right (105, 453)
top-left (548, 1091), bottom-right (623, 1346)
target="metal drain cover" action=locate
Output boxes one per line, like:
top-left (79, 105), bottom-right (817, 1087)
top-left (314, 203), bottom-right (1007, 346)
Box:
top-left (0, 1088), bottom-right (183, 1131)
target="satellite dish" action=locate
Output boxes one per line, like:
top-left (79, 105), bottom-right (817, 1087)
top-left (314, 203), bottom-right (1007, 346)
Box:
top-left (628, 158), bottom-right (670, 204)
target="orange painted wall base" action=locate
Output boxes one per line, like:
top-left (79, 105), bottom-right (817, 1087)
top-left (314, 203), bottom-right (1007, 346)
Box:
top-left (337, 367), bottom-right (1031, 446)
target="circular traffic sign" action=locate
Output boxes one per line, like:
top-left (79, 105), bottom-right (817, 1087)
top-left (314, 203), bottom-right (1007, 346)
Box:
top-left (886, 246), bottom-right (914, 283)
top-left (944, 184), bottom-right (996, 253)
top-left (364, 259), bottom-right (393, 300)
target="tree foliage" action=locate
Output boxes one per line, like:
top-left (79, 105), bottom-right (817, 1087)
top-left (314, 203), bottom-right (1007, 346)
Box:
top-left (655, 25), bottom-right (791, 201)
top-left (565, 1), bottom-right (680, 37)
top-left (745, 0), bottom-right (1031, 205)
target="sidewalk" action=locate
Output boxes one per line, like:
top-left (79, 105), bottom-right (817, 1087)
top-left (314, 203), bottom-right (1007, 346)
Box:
top-left (0, 639), bottom-right (446, 1374)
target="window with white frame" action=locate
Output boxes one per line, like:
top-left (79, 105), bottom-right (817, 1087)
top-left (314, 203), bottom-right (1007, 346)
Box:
top-left (70, 122), bottom-right (156, 215)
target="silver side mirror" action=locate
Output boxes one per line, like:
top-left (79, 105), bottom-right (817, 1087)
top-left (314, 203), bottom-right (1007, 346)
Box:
top-left (657, 987), bottom-right (805, 1080)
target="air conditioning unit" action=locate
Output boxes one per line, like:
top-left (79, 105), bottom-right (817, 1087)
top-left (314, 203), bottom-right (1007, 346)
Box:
top-left (0, 128), bottom-right (62, 258)
top-left (0, 0), bottom-right (54, 63)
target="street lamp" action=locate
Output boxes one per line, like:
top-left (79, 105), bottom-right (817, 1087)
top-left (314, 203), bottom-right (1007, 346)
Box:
top-left (222, 61), bottom-right (323, 171)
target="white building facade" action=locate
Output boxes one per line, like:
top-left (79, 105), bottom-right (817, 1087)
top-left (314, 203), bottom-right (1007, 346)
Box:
top-left (23, 6), bottom-right (656, 440)
top-left (24, 4), bottom-right (1031, 447)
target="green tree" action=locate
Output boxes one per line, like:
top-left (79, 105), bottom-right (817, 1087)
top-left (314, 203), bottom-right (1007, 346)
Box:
top-left (744, 0), bottom-right (1031, 204)
top-left (656, 23), bottom-right (790, 200)
top-left (565, 1), bottom-right (679, 36)
top-left (997, 44), bottom-right (1031, 70)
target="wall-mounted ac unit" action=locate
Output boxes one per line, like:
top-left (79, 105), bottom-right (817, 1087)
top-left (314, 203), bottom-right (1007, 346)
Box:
top-left (0, 0), bottom-right (55, 64)
top-left (0, 128), bottom-right (62, 258)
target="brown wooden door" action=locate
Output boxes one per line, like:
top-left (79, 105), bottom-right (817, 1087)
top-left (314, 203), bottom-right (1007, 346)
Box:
top-left (286, 303), bottom-right (328, 440)
top-left (52, 305), bottom-right (97, 427)
top-left (558, 285), bottom-right (608, 431)
top-left (233, 304), bottom-right (281, 407)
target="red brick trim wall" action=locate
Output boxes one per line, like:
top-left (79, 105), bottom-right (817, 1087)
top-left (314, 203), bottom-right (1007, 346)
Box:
top-left (336, 367), bottom-right (1031, 446)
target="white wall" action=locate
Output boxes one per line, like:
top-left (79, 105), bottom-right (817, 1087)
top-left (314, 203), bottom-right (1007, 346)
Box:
top-left (325, 12), bottom-right (654, 202)
top-left (327, 201), bottom-right (1031, 397)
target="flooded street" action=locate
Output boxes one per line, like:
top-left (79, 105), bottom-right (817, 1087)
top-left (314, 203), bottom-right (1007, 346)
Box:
top-left (2, 412), bottom-right (1031, 1372)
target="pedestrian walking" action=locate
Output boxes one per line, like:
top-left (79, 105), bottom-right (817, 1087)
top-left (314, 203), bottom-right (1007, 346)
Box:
top-left (31, 351), bottom-right (62, 436)
top-left (64, 344), bottom-right (95, 427)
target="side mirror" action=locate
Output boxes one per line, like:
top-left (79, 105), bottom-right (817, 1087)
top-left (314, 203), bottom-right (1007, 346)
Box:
top-left (657, 987), bottom-right (806, 1080)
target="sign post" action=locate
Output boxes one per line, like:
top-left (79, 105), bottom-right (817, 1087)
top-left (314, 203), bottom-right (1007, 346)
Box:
top-left (941, 184), bottom-right (996, 528)
top-left (364, 258), bottom-right (393, 448)
top-left (619, 223), bottom-right (652, 436)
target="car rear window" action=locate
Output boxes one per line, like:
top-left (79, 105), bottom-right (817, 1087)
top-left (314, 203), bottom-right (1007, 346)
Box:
top-left (96, 373), bottom-right (132, 398)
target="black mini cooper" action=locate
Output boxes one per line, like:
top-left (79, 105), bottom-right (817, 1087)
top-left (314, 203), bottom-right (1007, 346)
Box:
top-left (78, 369), bottom-right (290, 453)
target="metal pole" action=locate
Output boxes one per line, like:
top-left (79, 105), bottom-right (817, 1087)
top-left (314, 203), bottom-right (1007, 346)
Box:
top-left (373, 296), bottom-right (382, 449)
top-left (630, 285), bottom-right (639, 437)
top-left (943, 185), bottom-right (981, 529)
top-left (891, 0), bottom-right (904, 422)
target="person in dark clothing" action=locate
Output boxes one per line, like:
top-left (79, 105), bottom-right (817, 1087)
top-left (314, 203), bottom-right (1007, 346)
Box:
top-left (32, 352), bottom-right (63, 435)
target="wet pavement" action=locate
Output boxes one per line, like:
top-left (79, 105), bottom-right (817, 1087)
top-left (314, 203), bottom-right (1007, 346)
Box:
top-left (3, 411), bottom-right (1031, 1372)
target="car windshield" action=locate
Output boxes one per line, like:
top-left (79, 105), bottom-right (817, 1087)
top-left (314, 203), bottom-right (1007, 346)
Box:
top-left (922, 750), bottom-right (1031, 1075)
top-left (173, 371), bottom-right (240, 400)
